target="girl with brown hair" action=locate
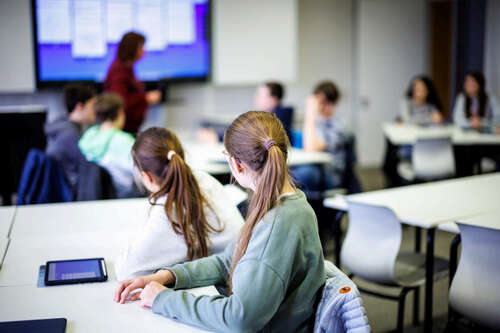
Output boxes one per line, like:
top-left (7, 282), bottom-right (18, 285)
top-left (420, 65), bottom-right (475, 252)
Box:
top-left (114, 127), bottom-right (243, 280)
top-left (114, 112), bottom-right (325, 333)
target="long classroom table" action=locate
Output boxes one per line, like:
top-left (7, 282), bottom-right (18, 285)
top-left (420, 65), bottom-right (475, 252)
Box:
top-left (323, 172), bottom-right (500, 332)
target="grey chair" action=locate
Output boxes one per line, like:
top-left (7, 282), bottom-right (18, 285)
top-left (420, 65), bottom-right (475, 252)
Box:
top-left (342, 201), bottom-right (449, 332)
top-left (448, 223), bottom-right (500, 330)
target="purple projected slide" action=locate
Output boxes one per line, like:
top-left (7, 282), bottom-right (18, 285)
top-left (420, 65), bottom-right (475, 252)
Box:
top-left (34, 0), bottom-right (210, 83)
top-left (47, 259), bottom-right (101, 281)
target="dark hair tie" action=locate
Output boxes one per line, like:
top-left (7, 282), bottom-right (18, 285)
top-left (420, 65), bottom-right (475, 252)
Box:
top-left (264, 140), bottom-right (277, 151)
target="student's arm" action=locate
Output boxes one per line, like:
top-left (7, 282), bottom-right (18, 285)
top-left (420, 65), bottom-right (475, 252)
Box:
top-left (151, 259), bottom-right (285, 333)
top-left (399, 99), bottom-right (411, 123)
top-left (483, 96), bottom-right (500, 131)
top-left (303, 96), bottom-right (326, 151)
top-left (452, 94), bottom-right (469, 128)
top-left (115, 240), bottom-right (235, 303)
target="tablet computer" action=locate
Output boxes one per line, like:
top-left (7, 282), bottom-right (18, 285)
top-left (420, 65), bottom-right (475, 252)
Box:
top-left (0, 318), bottom-right (66, 333)
top-left (44, 258), bottom-right (107, 286)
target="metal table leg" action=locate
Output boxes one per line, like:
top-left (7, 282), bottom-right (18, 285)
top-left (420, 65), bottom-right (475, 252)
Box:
top-left (424, 227), bottom-right (436, 332)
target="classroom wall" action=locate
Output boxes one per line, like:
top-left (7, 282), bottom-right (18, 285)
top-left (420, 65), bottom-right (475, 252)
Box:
top-left (485, 0), bottom-right (500, 101)
top-left (0, 0), bottom-right (353, 130)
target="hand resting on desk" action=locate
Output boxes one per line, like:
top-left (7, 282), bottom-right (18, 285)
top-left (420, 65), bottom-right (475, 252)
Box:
top-left (114, 269), bottom-right (175, 304)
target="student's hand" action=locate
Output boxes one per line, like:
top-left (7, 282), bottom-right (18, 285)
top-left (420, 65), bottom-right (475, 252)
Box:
top-left (139, 281), bottom-right (167, 308)
top-left (196, 128), bottom-right (219, 144)
top-left (496, 126), bottom-right (500, 136)
top-left (470, 116), bottom-right (482, 129)
top-left (431, 111), bottom-right (443, 124)
top-left (114, 276), bottom-right (152, 304)
top-left (146, 90), bottom-right (162, 105)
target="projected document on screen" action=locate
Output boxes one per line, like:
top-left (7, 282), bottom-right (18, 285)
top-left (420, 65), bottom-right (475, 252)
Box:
top-left (34, 0), bottom-right (210, 83)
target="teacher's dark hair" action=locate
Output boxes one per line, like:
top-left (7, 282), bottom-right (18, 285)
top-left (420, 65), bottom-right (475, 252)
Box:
top-left (117, 32), bottom-right (146, 63)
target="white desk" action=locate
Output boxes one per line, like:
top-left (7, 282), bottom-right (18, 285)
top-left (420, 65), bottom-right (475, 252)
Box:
top-left (0, 232), bottom-right (132, 286)
top-left (324, 173), bottom-right (500, 332)
top-left (324, 173), bottom-right (500, 228)
top-left (456, 209), bottom-right (500, 231)
top-left (383, 122), bottom-right (500, 146)
top-left (184, 142), bottom-right (334, 175)
top-left (0, 206), bottom-right (16, 238)
top-left (0, 283), bottom-right (217, 332)
top-left (10, 198), bottom-right (149, 238)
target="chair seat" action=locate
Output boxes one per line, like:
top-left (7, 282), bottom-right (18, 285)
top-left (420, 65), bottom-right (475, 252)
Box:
top-left (397, 161), bottom-right (415, 181)
top-left (394, 251), bottom-right (449, 287)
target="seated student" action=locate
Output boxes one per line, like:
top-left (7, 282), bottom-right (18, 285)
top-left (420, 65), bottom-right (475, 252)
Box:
top-left (115, 127), bottom-right (243, 280)
top-left (293, 81), bottom-right (351, 191)
top-left (453, 71), bottom-right (500, 133)
top-left (197, 81), bottom-right (294, 143)
top-left (114, 111), bottom-right (325, 333)
top-left (79, 93), bottom-right (138, 198)
top-left (400, 75), bottom-right (444, 125)
top-left (44, 85), bottom-right (96, 186)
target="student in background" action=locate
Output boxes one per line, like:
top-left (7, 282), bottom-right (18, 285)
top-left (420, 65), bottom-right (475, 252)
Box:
top-left (104, 31), bottom-right (161, 134)
top-left (79, 93), bottom-right (138, 198)
top-left (115, 127), bottom-right (243, 280)
top-left (453, 72), bottom-right (500, 133)
top-left (294, 81), bottom-right (350, 191)
top-left (254, 81), bottom-right (294, 141)
top-left (45, 85), bottom-right (96, 186)
top-left (197, 81), bottom-right (294, 143)
top-left (114, 111), bottom-right (325, 333)
top-left (400, 75), bottom-right (443, 125)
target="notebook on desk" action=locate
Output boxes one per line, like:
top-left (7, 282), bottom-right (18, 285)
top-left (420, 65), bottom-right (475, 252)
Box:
top-left (0, 318), bottom-right (67, 333)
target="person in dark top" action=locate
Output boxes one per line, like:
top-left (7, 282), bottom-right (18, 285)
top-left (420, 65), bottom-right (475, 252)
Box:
top-left (197, 81), bottom-right (294, 144)
top-left (254, 81), bottom-right (294, 142)
top-left (104, 31), bottom-right (161, 134)
top-left (44, 85), bottom-right (96, 186)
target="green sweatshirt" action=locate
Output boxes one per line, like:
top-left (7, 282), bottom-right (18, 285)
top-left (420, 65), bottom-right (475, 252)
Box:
top-left (152, 190), bottom-right (326, 333)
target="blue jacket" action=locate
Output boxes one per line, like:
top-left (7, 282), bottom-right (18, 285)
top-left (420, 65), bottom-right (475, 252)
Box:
top-left (314, 261), bottom-right (371, 333)
top-left (16, 149), bottom-right (72, 205)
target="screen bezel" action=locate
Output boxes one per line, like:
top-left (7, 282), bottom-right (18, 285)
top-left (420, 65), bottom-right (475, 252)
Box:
top-left (44, 257), bottom-right (108, 286)
top-left (30, 0), bottom-right (212, 89)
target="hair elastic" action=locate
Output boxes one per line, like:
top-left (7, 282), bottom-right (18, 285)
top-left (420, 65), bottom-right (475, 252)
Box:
top-left (167, 150), bottom-right (176, 161)
top-left (264, 140), bottom-right (277, 151)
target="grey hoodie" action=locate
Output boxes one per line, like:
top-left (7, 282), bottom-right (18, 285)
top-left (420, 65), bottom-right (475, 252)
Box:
top-left (44, 117), bottom-right (85, 186)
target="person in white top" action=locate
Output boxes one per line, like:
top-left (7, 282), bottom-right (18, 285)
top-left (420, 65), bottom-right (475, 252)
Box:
top-left (114, 127), bottom-right (244, 280)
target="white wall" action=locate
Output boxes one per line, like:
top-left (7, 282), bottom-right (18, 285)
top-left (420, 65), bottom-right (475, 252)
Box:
top-left (485, 0), bottom-right (500, 100)
top-left (0, 0), bottom-right (35, 93)
top-left (0, 0), bottom-right (353, 132)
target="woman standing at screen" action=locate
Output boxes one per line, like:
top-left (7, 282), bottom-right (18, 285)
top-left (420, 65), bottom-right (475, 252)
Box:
top-left (104, 32), bottom-right (162, 134)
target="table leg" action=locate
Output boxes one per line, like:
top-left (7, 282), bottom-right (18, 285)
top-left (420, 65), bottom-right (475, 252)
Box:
top-left (333, 210), bottom-right (345, 267)
top-left (413, 227), bottom-right (422, 326)
top-left (448, 234), bottom-right (461, 323)
top-left (424, 228), bottom-right (436, 332)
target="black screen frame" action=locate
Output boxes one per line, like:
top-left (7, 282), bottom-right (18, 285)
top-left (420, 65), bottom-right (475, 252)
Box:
top-left (30, 0), bottom-right (212, 90)
top-left (44, 257), bottom-right (108, 286)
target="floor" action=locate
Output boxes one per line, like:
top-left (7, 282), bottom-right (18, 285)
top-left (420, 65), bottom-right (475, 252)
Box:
top-left (319, 167), bottom-right (483, 333)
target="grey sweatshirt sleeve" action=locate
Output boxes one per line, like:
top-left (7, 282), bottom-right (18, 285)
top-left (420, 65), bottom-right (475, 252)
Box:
top-left (152, 259), bottom-right (285, 333)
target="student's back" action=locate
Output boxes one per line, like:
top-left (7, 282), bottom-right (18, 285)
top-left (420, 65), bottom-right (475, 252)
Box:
top-left (45, 85), bottom-right (96, 186)
top-left (115, 169), bottom-right (243, 280)
top-left (79, 93), bottom-right (138, 198)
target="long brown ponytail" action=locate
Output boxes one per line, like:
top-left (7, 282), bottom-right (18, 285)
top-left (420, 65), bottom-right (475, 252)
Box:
top-left (132, 127), bottom-right (220, 260)
top-left (223, 111), bottom-right (294, 292)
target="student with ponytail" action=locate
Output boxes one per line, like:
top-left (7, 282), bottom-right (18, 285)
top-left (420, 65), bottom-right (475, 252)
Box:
top-left (114, 127), bottom-right (243, 280)
top-left (114, 112), bottom-right (326, 333)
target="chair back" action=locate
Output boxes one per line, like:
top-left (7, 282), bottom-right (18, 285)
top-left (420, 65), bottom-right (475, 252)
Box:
top-left (412, 136), bottom-right (455, 180)
top-left (342, 201), bottom-right (402, 285)
top-left (449, 223), bottom-right (500, 329)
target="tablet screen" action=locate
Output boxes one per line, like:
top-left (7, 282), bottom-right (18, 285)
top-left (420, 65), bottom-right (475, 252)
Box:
top-left (47, 259), bottom-right (104, 283)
